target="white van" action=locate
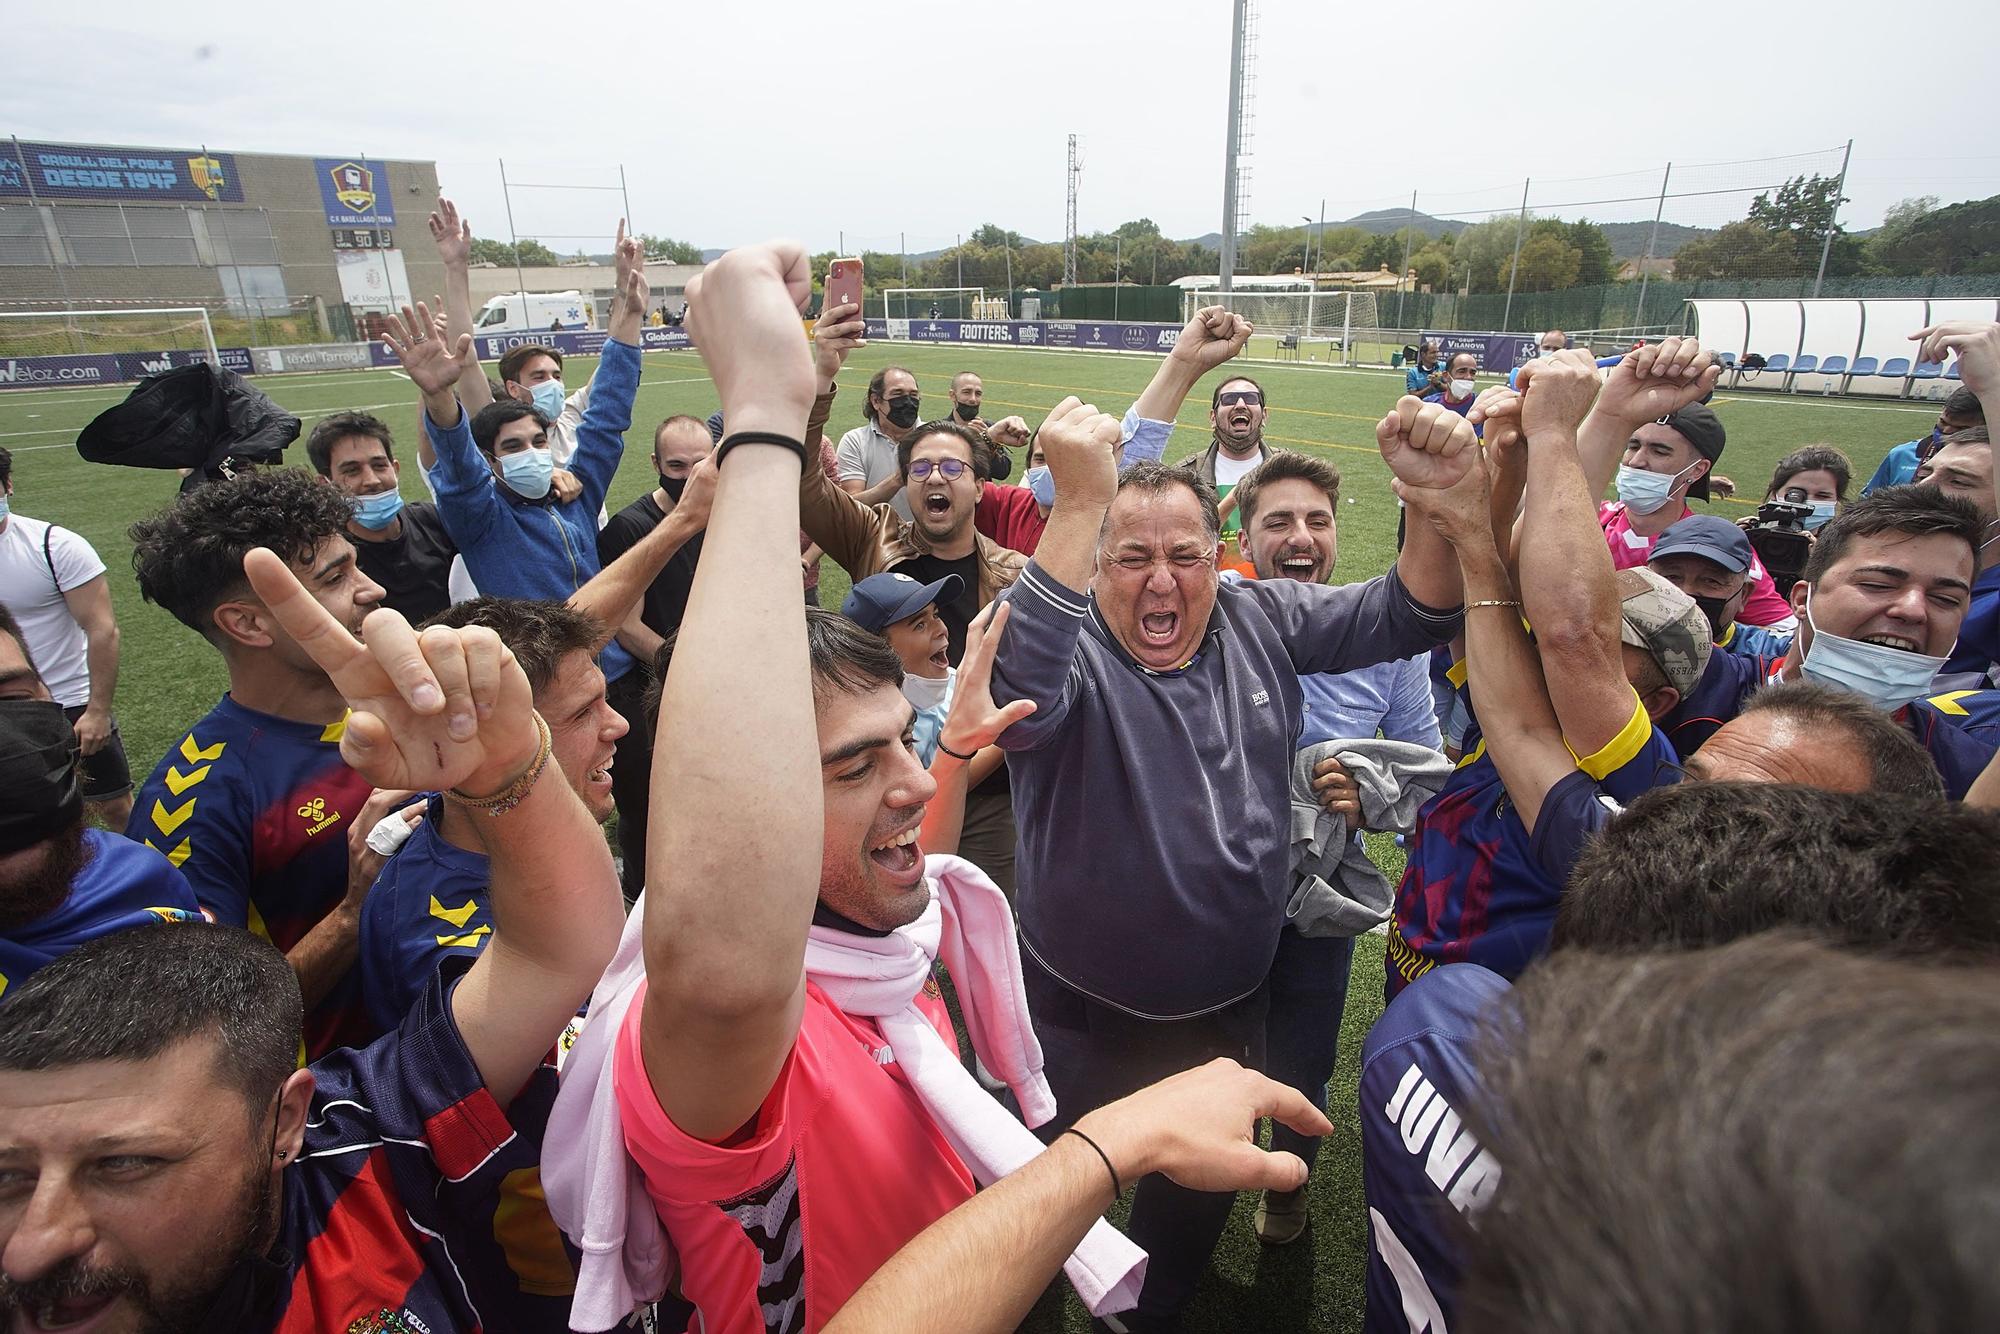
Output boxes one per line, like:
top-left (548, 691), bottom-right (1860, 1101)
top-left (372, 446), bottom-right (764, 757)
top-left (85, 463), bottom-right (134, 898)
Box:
top-left (474, 291), bottom-right (594, 335)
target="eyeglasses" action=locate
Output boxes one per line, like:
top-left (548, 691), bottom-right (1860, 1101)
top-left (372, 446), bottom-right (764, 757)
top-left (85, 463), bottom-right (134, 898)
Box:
top-left (1216, 390), bottom-right (1263, 407)
top-left (1106, 548), bottom-right (1217, 574)
top-left (907, 458), bottom-right (968, 481)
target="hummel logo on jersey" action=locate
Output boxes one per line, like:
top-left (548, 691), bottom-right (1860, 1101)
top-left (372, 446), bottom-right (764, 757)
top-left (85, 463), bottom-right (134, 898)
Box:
top-left (298, 796), bottom-right (343, 837)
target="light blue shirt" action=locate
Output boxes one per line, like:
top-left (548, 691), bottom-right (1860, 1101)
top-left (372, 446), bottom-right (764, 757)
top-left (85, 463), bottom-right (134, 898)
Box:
top-left (1298, 652), bottom-right (1443, 751)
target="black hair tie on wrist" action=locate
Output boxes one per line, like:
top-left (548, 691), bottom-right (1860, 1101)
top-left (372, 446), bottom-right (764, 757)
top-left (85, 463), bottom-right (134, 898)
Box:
top-left (716, 430), bottom-right (808, 468)
top-left (1061, 1127), bottom-right (1124, 1200)
top-left (936, 739), bottom-right (977, 762)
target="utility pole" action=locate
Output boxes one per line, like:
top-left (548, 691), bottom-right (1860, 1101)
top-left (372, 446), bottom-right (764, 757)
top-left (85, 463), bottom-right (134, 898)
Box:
top-left (1501, 177), bottom-right (1530, 332)
top-left (1811, 139), bottom-right (1854, 299)
top-left (1063, 134), bottom-right (1081, 287)
top-left (1394, 190), bottom-right (1417, 329)
top-left (956, 233), bottom-right (963, 292)
top-left (1217, 0), bottom-right (1251, 292)
top-left (1634, 162), bottom-right (1672, 329)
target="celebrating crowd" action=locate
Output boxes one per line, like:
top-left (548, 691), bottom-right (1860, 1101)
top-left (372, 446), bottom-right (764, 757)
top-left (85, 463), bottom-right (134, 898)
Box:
top-left (2, 198), bottom-right (1999, 1334)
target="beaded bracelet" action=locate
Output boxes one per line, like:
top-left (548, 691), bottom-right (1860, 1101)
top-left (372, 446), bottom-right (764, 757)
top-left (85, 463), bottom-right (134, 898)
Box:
top-left (447, 712), bottom-right (553, 817)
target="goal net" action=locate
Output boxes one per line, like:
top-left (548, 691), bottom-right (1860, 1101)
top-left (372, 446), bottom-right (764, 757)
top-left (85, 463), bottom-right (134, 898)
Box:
top-left (0, 306), bottom-right (221, 366)
top-left (882, 288), bottom-right (986, 321)
top-left (1180, 289), bottom-right (1383, 356)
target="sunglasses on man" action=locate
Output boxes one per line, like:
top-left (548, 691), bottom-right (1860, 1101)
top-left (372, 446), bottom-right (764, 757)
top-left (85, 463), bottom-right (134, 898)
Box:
top-left (1217, 390), bottom-right (1263, 407)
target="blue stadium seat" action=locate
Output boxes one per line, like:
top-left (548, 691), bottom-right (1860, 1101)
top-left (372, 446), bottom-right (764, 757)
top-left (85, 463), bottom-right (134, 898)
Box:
top-left (1792, 354), bottom-right (1820, 374)
top-left (1762, 353), bottom-right (1791, 374)
top-left (1948, 363), bottom-right (1962, 379)
top-left (1815, 355), bottom-right (1846, 394)
top-left (1879, 357), bottom-right (1912, 378)
top-left (1716, 351), bottom-right (1738, 368)
top-left (1913, 361), bottom-right (1944, 379)
top-left (1849, 355), bottom-right (1879, 377)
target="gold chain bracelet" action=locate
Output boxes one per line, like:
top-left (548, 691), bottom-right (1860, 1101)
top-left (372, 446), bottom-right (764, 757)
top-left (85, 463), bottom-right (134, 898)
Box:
top-left (447, 711), bottom-right (553, 816)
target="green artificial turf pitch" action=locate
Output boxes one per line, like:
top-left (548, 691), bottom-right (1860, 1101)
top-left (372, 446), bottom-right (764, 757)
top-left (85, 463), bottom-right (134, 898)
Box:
top-left (0, 343), bottom-right (1940, 1332)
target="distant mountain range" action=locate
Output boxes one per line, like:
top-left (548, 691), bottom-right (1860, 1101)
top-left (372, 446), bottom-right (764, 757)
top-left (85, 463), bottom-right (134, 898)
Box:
top-left (1182, 211), bottom-right (1715, 262)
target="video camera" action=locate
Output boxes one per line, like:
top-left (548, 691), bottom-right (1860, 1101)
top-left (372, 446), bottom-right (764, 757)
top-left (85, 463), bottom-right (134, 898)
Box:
top-left (1748, 485), bottom-right (1815, 599)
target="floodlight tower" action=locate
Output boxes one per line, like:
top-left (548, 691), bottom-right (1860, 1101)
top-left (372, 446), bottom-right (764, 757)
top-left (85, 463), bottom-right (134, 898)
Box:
top-left (1217, 0), bottom-right (1257, 292)
top-left (1064, 134), bottom-right (1081, 287)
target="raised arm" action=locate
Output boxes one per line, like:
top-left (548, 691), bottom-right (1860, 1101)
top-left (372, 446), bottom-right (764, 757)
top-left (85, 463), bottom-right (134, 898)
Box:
top-left (1401, 444), bottom-right (1573, 834)
top-left (919, 602), bottom-right (1035, 855)
top-left (559, 224), bottom-right (646, 513)
top-left (1574, 336), bottom-right (1720, 499)
top-left (1130, 306), bottom-right (1252, 427)
top-left (1912, 321), bottom-right (2000, 525)
top-left (570, 455), bottom-right (715, 652)
top-left (243, 549), bottom-right (622, 1107)
top-left (639, 243), bottom-right (821, 1141)
top-left (429, 196), bottom-right (493, 415)
top-left (1381, 396), bottom-right (1480, 612)
top-left (1515, 351), bottom-right (1638, 759)
top-left (823, 1061), bottom-right (1329, 1334)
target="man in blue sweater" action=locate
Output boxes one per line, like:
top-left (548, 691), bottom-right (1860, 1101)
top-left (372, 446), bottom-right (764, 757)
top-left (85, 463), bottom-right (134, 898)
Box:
top-left (990, 367), bottom-right (1478, 1325)
top-left (383, 229), bottom-right (648, 689)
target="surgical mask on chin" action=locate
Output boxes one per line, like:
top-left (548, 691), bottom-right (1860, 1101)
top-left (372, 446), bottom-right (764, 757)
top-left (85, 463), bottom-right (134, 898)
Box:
top-left (529, 379), bottom-right (567, 420)
top-left (499, 447), bottom-right (555, 500)
top-left (0, 493), bottom-right (10, 521)
top-left (1614, 461), bottom-right (1695, 515)
top-left (350, 489), bottom-right (405, 531)
top-left (1804, 500), bottom-right (1837, 531)
top-left (1538, 348), bottom-right (1559, 359)
top-left (1448, 378), bottom-right (1476, 400)
top-left (1799, 589), bottom-right (1947, 711)
top-left (1024, 464), bottom-right (1055, 508)
top-left (901, 669), bottom-right (952, 713)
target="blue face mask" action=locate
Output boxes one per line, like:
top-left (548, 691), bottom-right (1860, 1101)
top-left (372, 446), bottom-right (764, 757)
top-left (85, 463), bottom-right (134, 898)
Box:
top-left (529, 379), bottom-right (567, 421)
top-left (498, 447), bottom-right (554, 500)
top-left (1024, 465), bottom-right (1054, 508)
top-left (1799, 588), bottom-right (1947, 711)
top-left (0, 493), bottom-right (10, 521)
top-left (1803, 500), bottom-right (1837, 531)
top-left (350, 489), bottom-right (405, 531)
top-left (1614, 460), bottom-right (1698, 515)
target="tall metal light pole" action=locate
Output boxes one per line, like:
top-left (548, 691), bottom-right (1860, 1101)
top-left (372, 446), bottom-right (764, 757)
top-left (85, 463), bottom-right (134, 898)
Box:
top-left (1634, 161), bottom-right (1672, 329)
top-left (1217, 0), bottom-right (1248, 293)
top-left (1501, 178), bottom-right (1530, 333)
top-left (1394, 190), bottom-right (1417, 330)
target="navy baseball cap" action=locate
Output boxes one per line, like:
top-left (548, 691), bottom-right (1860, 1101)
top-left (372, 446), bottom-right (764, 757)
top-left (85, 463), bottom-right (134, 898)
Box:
top-left (841, 571), bottom-right (964, 633)
top-left (1650, 513), bottom-right (1753, 573)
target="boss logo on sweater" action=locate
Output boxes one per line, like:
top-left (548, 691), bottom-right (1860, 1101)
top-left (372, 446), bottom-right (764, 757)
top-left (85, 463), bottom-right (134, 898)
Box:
top-left (1250, 690), bottom-right (1270, 706)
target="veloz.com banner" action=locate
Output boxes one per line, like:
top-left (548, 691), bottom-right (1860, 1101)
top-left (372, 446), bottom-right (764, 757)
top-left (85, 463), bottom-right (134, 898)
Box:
top-left (0, 139), bottom-right (244, 203)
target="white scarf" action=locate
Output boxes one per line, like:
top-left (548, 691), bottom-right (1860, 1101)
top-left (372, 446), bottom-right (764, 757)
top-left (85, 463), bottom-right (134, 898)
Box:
top-left (804, 854), bottom-right (1145, 1315)
top-left (546, 856), bottom-right (1146, 1330)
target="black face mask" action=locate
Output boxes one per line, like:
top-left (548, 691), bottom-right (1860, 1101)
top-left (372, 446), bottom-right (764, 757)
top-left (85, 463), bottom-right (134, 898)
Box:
top-left (0, 699), bottom-right (81, 856)
top-left (660, 474), bottom-right (687, 502)
top-left (1691, 593), bottom-right (1735, 641)
top-left (885, 397), bottom-right (921, 430)
top-left (952, 400), bottom-right (980, 422)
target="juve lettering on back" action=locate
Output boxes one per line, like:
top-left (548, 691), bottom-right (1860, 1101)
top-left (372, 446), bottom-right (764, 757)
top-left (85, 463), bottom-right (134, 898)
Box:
top-left (1382, 1061), bottom-right (1501, 1214)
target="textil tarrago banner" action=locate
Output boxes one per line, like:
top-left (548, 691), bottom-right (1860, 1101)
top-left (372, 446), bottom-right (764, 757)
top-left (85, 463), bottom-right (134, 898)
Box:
top-left (0, 140), bottom-right (244, 203)
top-left (1421, 330), bottom-right (1540, 372)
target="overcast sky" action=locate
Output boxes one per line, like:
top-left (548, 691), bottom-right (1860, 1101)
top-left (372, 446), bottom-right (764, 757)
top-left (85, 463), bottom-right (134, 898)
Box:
top-left (8, 0), bottom-right (1999, 256)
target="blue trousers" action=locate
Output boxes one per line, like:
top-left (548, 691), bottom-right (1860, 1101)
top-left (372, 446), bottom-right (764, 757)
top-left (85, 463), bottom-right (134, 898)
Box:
top-left (1264, 927), bottom-right (1356, 1171)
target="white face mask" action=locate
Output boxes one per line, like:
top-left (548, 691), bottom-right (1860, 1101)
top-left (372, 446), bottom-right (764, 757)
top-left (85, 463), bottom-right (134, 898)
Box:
top-left (1538, 347), bottom-right (1561, 359)
top-left (900, 669), bottom-right (952, 712)
top-left (1614, 459), bottom-right (1700, 515)
top-left (1447, 378), bottom-right (1476, 400)
top-left (1798, 588), bottom-right (1947, 711)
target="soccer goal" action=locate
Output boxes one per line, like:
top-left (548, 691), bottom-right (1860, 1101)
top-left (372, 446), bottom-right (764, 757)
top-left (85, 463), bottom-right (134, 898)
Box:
top-left (0, 306), bottom-right (221, 366)
top-left (1180, 289), bottom-right (1382, 362)
top-left (882, 287), bottom-right (986, 322)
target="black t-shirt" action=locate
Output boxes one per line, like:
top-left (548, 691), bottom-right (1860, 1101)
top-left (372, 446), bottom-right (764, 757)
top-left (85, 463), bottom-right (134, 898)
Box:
top-left (352, 501), bottom-right (458, 626)
top-left (893, 550), bottom-right (982, 663)
top-left (598, 491), bottom-right (705, 643)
